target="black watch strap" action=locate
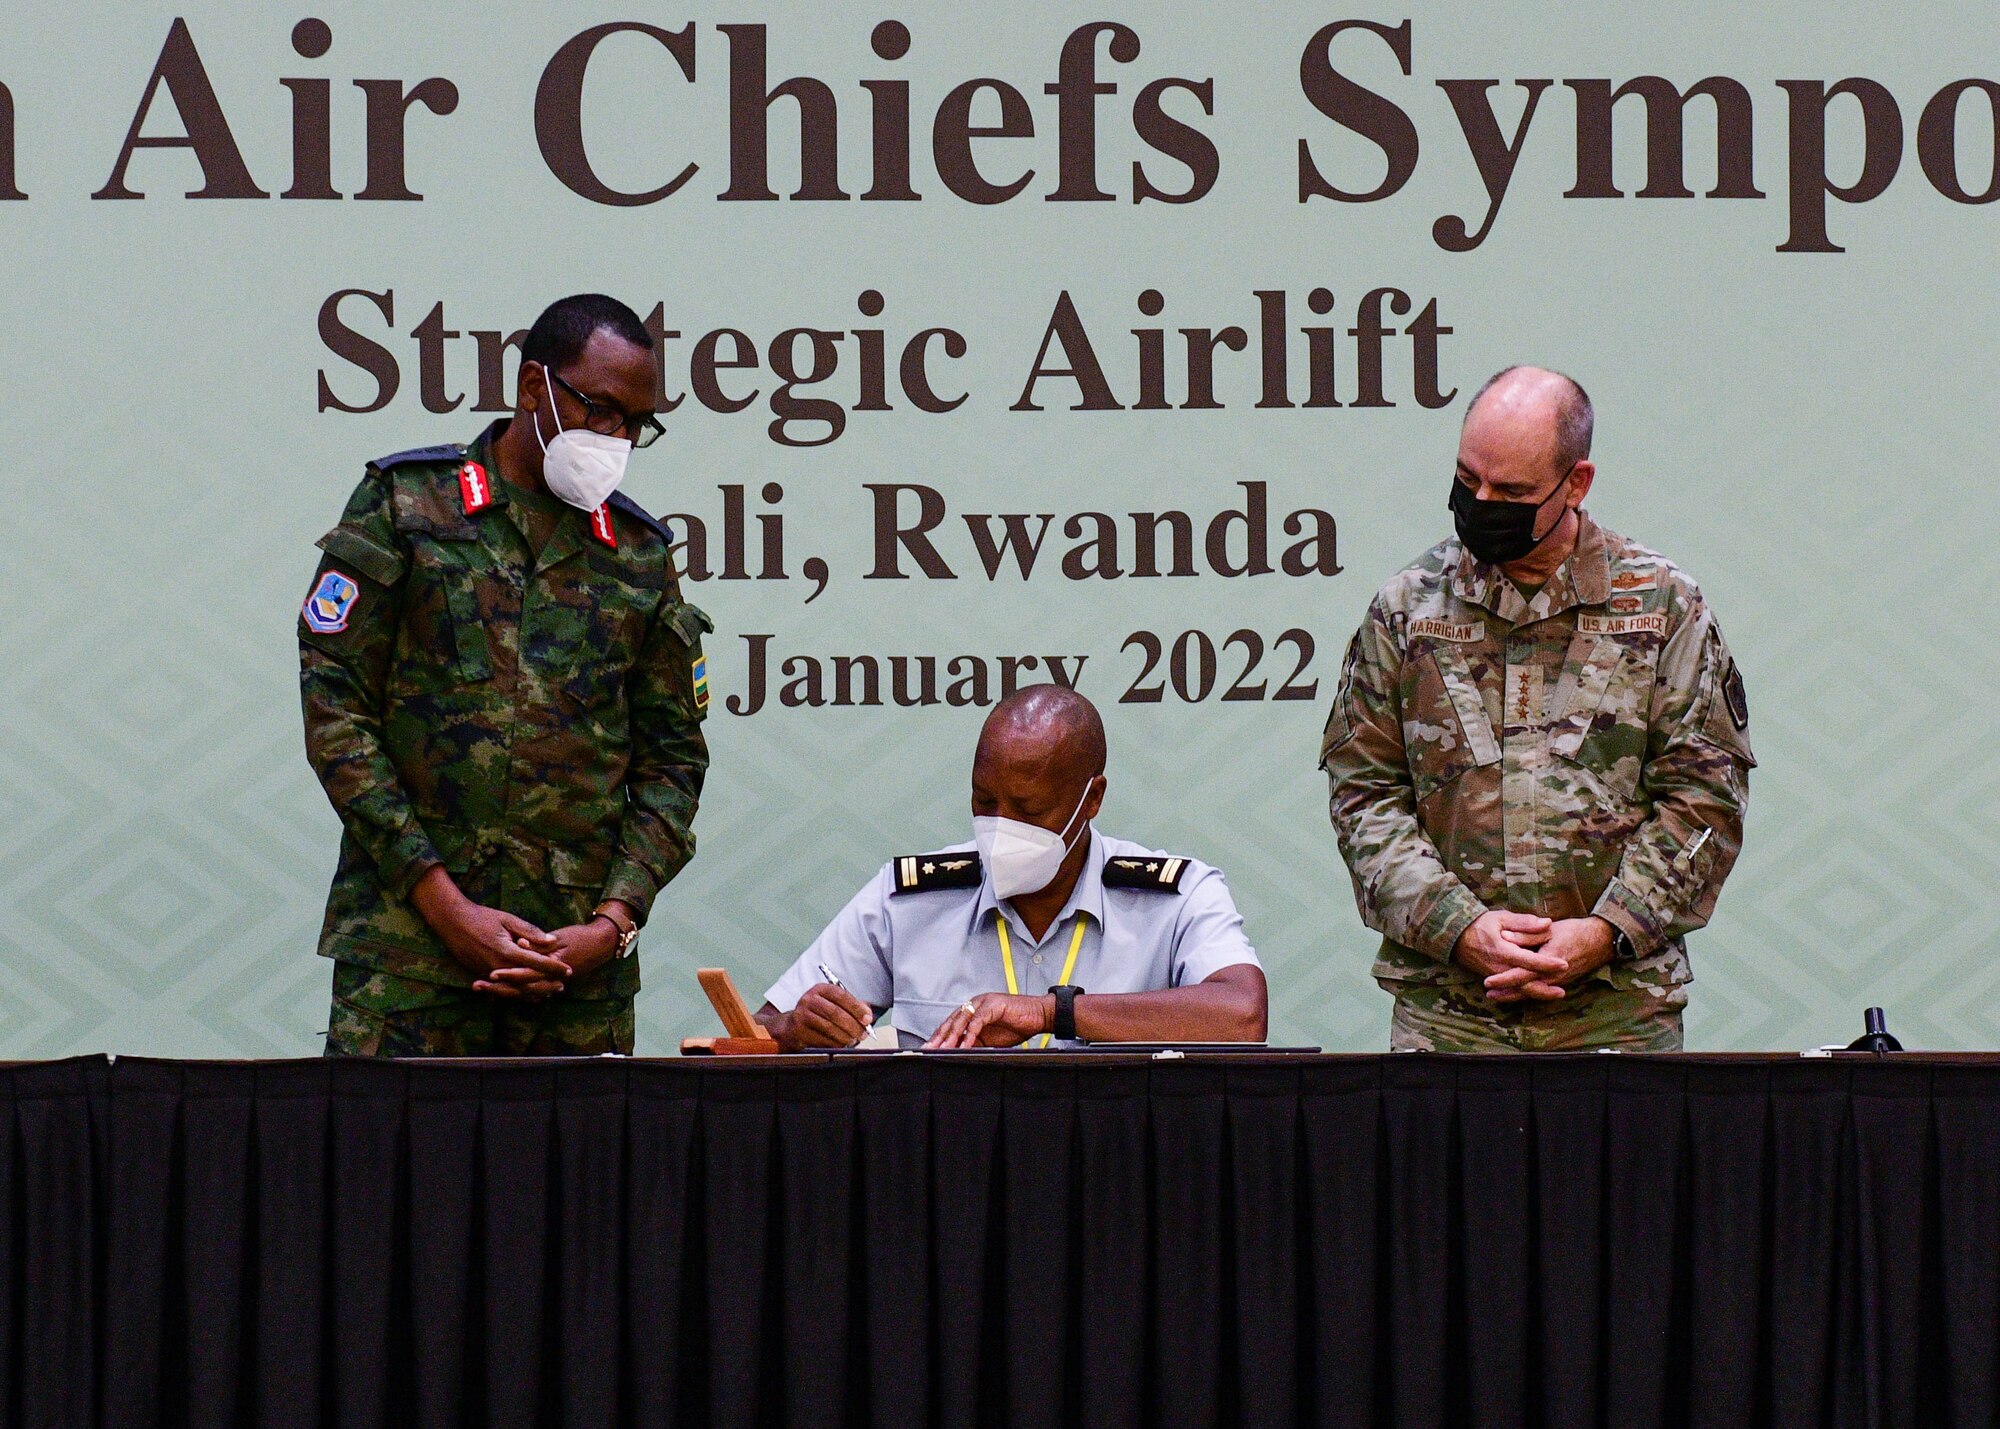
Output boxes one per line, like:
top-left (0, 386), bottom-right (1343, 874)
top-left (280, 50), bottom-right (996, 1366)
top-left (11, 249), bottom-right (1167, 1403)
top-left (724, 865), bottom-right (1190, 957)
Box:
top-left (1052, 985), bottom-right (1083, 1041)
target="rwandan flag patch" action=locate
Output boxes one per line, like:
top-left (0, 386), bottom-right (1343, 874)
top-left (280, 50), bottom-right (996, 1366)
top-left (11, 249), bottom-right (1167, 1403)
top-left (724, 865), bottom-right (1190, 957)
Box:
top-left (692, 655), bottom-right (709, 710)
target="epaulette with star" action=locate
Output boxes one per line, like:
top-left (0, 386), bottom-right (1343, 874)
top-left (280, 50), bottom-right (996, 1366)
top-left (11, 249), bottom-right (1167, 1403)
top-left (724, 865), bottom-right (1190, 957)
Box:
top-left (1103, 855), bottom-right (1192, 892)
top-left (891, 852), bottom-right (982, 894)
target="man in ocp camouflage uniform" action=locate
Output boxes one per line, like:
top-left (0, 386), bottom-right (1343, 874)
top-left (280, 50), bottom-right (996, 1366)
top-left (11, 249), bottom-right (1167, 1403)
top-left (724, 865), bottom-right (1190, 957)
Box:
top-left (299, 294), bottom-right (710, 1056)
top-left (1320, 366), bottom-right (1754, 1051)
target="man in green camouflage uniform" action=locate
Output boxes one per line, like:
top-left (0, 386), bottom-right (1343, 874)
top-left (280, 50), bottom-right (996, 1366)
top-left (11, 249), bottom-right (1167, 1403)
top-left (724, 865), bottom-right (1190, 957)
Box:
top-left (299, 294), bottom-right (710, 1055)
top-left (1320, 367), bottom-right (1753, 1051)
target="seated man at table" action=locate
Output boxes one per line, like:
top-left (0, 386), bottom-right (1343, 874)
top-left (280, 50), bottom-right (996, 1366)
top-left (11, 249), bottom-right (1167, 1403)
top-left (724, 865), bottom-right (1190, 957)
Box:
top-left (755, 686), bottom-right (1268, 1050)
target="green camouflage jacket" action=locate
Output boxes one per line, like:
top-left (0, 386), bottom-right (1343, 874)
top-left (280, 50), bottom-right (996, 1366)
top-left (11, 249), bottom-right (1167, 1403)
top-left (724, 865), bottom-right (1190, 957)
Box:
top-left (298, 422), bottom-right (711, 993)
top-left (1319, 512), bottom-right (1754, 992)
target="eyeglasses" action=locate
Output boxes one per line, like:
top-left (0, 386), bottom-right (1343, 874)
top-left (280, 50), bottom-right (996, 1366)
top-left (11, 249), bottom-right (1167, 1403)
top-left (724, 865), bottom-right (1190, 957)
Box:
top-left (549, 370), bottom-right (666, 449)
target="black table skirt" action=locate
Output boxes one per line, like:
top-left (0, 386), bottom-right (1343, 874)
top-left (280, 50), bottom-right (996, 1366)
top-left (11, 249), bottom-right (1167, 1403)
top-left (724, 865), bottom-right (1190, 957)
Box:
top-left (5, 1053), bottom-right (1997, 1427)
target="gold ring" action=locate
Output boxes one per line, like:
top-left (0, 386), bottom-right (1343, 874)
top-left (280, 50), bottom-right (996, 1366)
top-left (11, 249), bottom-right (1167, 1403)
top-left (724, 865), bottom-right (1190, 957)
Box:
top-left (959, 1001), bottom-right (977, 1016)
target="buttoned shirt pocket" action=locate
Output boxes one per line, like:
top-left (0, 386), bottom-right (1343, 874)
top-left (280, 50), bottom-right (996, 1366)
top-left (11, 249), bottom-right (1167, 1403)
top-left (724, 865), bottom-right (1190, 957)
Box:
top-left (390, 522), bottom-right (494, 691)
top-left (1405, 645), bottom-right (1500, 802)
top-left (559, 579), bottom-right (654, 728)
top-left (1550, 634), bottom-right (1657, 801)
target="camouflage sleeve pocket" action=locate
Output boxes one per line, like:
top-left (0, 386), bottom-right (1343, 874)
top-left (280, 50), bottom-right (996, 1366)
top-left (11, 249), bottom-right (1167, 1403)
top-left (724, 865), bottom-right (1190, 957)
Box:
top-left (1697, 642), bottom-right (1755, 768)
top-left (1317, 701), bottom-right (1355, 768)
top-left (666, 600), bottom-right (715, 648)
top-left (1317, 633), bottom-right (1360, 765)
top-left (1669, 824), bottom-right (1721, 898)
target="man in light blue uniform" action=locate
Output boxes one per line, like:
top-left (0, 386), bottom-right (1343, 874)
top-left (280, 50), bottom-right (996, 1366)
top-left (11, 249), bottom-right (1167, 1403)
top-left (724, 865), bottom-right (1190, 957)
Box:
top-left (756, 687), bottom-right (1268, 1050)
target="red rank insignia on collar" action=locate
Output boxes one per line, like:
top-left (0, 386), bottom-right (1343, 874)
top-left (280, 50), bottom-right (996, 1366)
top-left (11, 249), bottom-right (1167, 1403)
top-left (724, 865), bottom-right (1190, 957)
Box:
top-left (589, 504), bottom-right (618, 548)
top-left (458, 461), bottom-right (492, 514)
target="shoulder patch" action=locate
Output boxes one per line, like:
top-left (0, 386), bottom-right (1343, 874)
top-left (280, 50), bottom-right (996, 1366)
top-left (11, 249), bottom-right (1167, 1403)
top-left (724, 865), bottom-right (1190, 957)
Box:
top-left (608, 490), bottom-right (675, 547)
top-left (302, 570), bottom-right (360, 633)
top-left (368, 443), bottom-right (465, 473)
top-left (891, 852), bottom-right (982, 894)
top-left (1724, 660), bottom-right (1749, 730)
top-left (1102, 855), bottom-right (1191, 893)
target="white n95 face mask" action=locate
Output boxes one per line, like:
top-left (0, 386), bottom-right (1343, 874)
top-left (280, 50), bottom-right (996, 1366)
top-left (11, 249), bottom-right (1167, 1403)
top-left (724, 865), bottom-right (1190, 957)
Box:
top-left (974, 783), bottom-right (1093, 900)
top-left (534, 364), bottom-right (632, 511)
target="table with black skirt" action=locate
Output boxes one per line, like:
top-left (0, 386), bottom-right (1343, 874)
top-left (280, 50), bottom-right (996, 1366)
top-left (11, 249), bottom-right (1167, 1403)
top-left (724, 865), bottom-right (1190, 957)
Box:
top-left (3, 1051), bottom-right (1994, 1427)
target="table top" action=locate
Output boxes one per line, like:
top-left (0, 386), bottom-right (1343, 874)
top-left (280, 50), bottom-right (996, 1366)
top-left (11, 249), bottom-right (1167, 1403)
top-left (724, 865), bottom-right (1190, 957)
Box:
top-left (36, 1049), bottom-right (2000, 1069)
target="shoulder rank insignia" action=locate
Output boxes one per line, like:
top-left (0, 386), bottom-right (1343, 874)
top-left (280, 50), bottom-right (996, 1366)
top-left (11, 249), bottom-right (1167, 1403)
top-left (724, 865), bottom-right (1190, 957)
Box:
top-left (1103, 855), bottom-right (1191, 893)
top-left (371, 443), bottom-right (464, 472)
top-left (589, 504), bottom-right (618, 549)
top-left (892, 852), bottom-right (982, 894)
top-left (457, 461), bottom-right (493, 515)
top-left (608, 490), bottom-right (675, 546)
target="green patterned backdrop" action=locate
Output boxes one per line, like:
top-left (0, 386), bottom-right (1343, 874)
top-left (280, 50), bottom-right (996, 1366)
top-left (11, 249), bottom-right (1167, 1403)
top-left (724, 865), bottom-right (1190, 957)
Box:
top-left (3, 1), bottom-right (1995, 1054)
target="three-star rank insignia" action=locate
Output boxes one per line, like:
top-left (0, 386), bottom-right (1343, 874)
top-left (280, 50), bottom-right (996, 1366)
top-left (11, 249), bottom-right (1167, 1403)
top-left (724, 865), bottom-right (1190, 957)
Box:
top-left (1103, 856), bottom-right (1191, 893)
top-left (892, 852), bottom-right (983, 894)
top-left (458, 461), bottom-right (492, 515)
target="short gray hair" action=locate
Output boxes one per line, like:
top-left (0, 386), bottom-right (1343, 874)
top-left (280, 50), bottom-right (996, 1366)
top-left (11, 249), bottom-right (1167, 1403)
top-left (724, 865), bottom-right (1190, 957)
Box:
top-left (1468, 366), bottom-right (1595, 473)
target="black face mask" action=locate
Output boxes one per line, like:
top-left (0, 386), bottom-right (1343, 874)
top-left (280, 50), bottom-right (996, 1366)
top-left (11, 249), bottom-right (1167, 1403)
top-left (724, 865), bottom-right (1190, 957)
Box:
top-left (1448, 466), bottom-right (1574, 565)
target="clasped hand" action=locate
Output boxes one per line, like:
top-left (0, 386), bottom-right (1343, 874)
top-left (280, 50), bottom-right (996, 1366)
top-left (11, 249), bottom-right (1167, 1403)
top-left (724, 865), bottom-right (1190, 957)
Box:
top-left (1454, 911), bottom-right (1616, 1004)
top-left (412, 867), bottom-right (619, 1000)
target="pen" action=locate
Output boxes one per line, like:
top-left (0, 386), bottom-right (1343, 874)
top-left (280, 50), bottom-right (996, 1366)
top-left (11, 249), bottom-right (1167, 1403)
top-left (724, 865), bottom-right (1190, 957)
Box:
top-left (818, 963), bottom-right (870, 1048)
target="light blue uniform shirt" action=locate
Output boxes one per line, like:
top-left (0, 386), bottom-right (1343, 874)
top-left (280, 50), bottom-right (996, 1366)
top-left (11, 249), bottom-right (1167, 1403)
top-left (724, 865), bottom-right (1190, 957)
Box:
top-left (764, 830), bottom-right (1260, 1048)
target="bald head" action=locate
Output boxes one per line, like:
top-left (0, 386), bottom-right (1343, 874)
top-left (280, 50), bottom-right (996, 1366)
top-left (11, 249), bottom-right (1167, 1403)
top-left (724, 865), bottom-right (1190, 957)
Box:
top-left (1464, 366), bottom-right (1594, 480)
top-left (971, 686), bottom-right (1108, 833)
top-left (978, 686), bottom-right (1106, 782)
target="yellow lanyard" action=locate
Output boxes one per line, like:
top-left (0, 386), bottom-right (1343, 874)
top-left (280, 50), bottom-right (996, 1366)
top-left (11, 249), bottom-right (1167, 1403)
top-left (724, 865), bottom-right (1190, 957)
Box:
top-left (996, 913), bottom-right (1088, 1049)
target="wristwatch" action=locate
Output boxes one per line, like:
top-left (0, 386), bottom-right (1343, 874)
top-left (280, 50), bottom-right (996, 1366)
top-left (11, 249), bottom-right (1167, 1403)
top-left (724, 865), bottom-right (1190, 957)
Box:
top-left (592, 902), bottom-right (639, 958)
top-left (1051, 984), bottom-right (1084, 1041)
